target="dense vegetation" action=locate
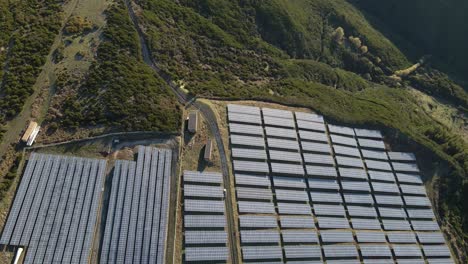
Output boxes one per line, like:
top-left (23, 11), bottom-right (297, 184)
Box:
top-left (135, 0), bottom-right (468, 259)
top-left (350, 0), bottom-right (468, 82)
top-left (0, 0), bottom-right (63, 140)
top-left (51, 3), bottom-right (181, 132)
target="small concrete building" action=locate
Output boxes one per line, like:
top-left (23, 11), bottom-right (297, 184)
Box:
top-left (188, 111), bottom-right (198, 133)
top-left (204, 139), bottom-right (213, 162)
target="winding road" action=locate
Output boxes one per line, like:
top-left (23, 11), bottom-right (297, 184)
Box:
top-left (123, 1), bottom-right (239, 263)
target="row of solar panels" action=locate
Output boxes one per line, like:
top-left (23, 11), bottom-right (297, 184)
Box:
top-left (100, 146), bottom-right (172, 264)
top-left (182, 171), bottom-right (229, 262)
top-left (0, 153), bottom-right (106, 264)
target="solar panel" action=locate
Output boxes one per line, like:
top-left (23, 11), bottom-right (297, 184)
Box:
top-left (239, 215), bottom-right (277, 228)
top-left (237, 187), bottom-right (273, 200)
top-left (280, 216), bottom-right (315, 229)
top-left (308, 179), bottom-right (339, 190)
top-left (228, 104), bottom-right (261, 115)
top-left (185, 231), bottom-right (227, 244)
top-left (396, 173), bottom-right (423, 184)
top-left (351, 218), bottom-right (381, 230)
top-left (358, 138), bottom-right (386, 149)
top-left (328, 125), bottom-right (355, 136)
top-left (242, 246), bottom-right (283, 260)
top-left (337, 157), bottom-right (363, 168)
top-left (392, 245), bottom-right (423, 257)
top-left (284, 245), bottom-right (322, 259)
top-left (354, 128), bottom-right (383, 139)
top-left (282, 230), bottom-right (319, 243)
top-left (396, 259), bottom-right (425, 264)
top-left (404, 196), bottom-right (431, 207)
top-left (228, 112), bottom-right (262, 124)
top-left (387, 152), bottom-right (416, 161)
top-left (184, 170), bottom-right (223, 184)
top-left (327, 260), bottom-right (361, 264)
top-left (231, 148), bottom-right (268, 160)
top-left (233, 160), bottom-right (269, 173)
top-left (265, 126), bottom-right (297, 139)
top-left (341, 180), bottom-right (371, 192)
top-left (392, 162), bottom-right (420, 172)
top-left (378, 207), bottom-right (407, 218)
top-left (184, 184), bottom-right (224, 198)
top-left (314, 204), bottom-right (346, 216)
top-left (323, 245), bottom-right (359, 258)
top-left (269, 150), bottom-right (302, 162)
top-left (363, 260), bottom-right (394, 264)
top-left (406, 208), bottom-right (435, 219)
top-left (303, 153), bottom-right (334, 165)
top-left (273, 176), bottom-right (306, 189)
top-left (310, 191), bottom-right (342, 203)
top-left (361, 149), bottom-right (388, 160)
top-left (387, 232), bottom-right (417, 243)
top-left (355, 231), bottom-right (386, 243)
top-left (365, 160), bottom-right (392, 171)
top-left (238, 201), bottom-right (275, 214)
top-left (372, 182), bottom-right (400, 193)
top-left (317, 217), bottom-right (350, 229)
top-left (185, 199), bottom-right (225, 213)
top-left (331, 134), bottom-right (357, 146)
top-left (417, 232), bottom-right (446, 244)
top-left (241, 230), bottom-right (281, 244)
top-left (299, 130), bottom-right (328, 142)
top-left (275, 189), bottom-right (309, 202)
top-left (184, 215), bottom-right (226, 228)
top-left (156, 149), bottom-right (173, 264)
top-left (400, 184), bottom-right (426, 195)
top-left (359, 244), bottom-right (392, 257)
top-left (301, 141), bottom-right (331, 154)
top-left (347, 206), bottom-right (377, 217)
top-left (339, 167), bottom-right (367, 179)
top-left (229, 123), bottom-right (264, 136)
top-left (297, 120), bottom-right (326, 132)
top-left (333, 145), bottom-right (361, 157)
top-left (236, 174), bottom-right (271, 187)
top-left (262, 107), bottom-right (293, 119)
top-left (295, 112), bottom-right (324, 123)
top-left (375, 195), bottom-right (404, 205)
top-left (263, 115), bottom-right (295, 128)
top-left (411, 220), bottom-right (440, 231)
top-left (368, 170), bottom-right (395, 182)
top-left (271, 162), bottom-right (304, 175)
top-left (268, 137), bottom-right (300, 150)
top-left (427, 259), bottom-right (455, 264)
top-left (321, 230), bottom-right (354, 243)
top-left (278, 202), bottom-right (311, 215)
top-left (344, 193), bottom-right (374, 205)
top-left (185, 246), bottom-right (228, 261)
top-left (306, 165), bottom-right (337, 177)
top-left (231, 134), bottom-right (265, 147)
top-left (382, 219), bottom-right (412, 231)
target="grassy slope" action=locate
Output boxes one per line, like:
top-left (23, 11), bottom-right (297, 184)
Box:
top-left (135, 0), bottom-right (468, 259)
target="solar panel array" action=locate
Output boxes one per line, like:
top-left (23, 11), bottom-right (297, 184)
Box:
top-left (182, 170), bottom-right (229, 262)
top-left (226, 104), bottom-right (454, 263)
top-left (0, 153), bottom-right (106, 264)
top-left (100, 146), bottom-right (172, 264)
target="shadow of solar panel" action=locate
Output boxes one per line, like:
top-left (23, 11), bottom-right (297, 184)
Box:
top-left (387, 232), bottom-right (417, 243)
top-left (295, 112), bottom-right (324, 123)
top-left (321, 230), bottom-right (354, 243)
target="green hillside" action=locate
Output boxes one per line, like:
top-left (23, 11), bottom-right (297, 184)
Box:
top-left (131, 0), bottom-right (468, 259)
